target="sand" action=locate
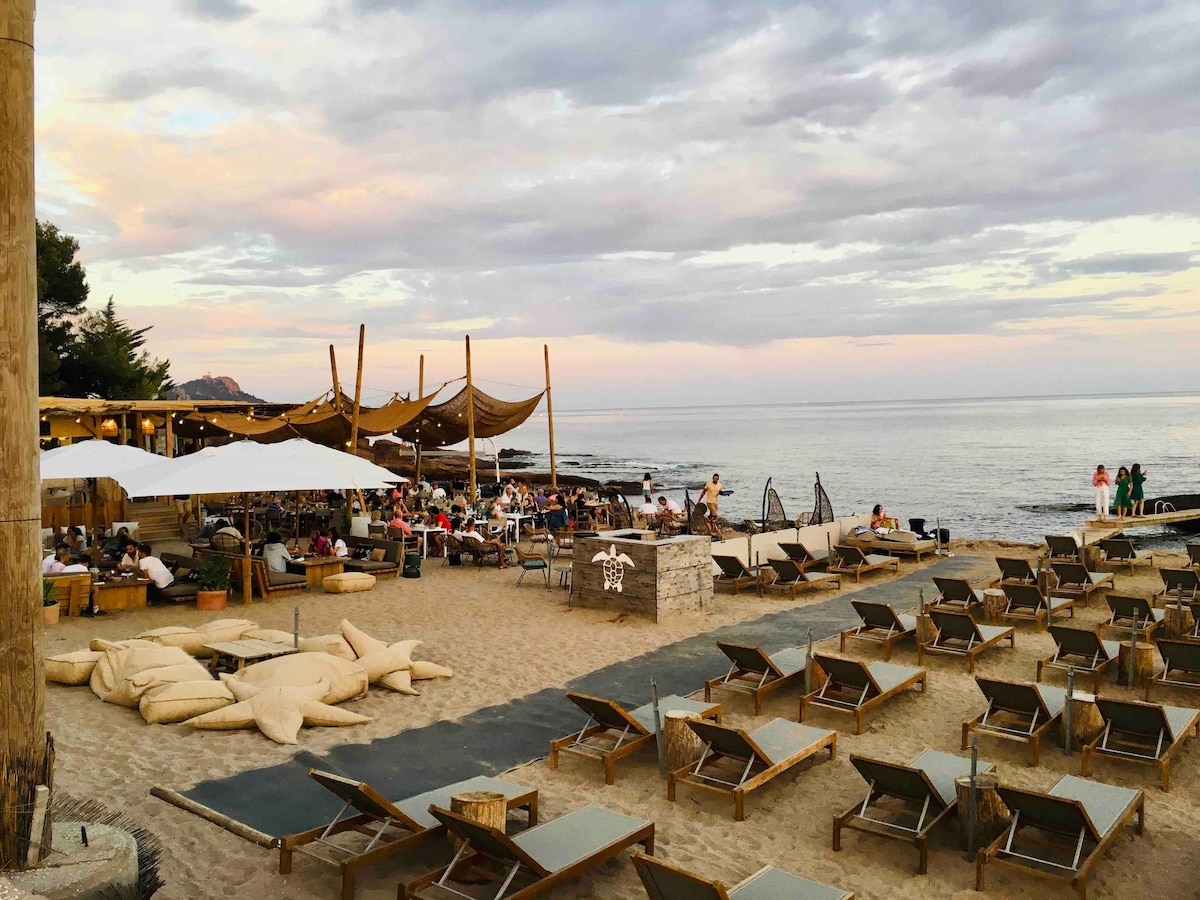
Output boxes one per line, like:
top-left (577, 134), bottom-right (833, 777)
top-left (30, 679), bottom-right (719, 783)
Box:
top-left (42, 541), bottom-right (1200, 899)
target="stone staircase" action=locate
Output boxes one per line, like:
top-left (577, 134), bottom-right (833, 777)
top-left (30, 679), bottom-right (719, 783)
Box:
top-left (126, 499), bottom-right (183, 543)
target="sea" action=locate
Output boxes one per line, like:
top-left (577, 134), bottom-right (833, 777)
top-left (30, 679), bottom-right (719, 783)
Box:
top-left (501, 393), bottom-right (1200, 548)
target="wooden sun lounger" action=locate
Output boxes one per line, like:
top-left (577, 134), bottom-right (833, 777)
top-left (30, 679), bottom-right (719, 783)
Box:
top-left (704, 642), bottom-right (823, 715)
top-left (1081, 697), bottom-right (1200, 791)
top-left (1097, 538), bottom-right (1154, 574)
top-left (839, 600), bottom-right (918, 661)
top-left (279, 770), bottom-right (537, 900)
top-left (1037, 626), bottom-right (1121, 694)
top-left (800, 655), bottom-right (927, 735)
top-left (668, 718), bottom-right (836, 821)
top-left (1149, 639), bottom-right (1200, 700)
top-left (929, 576), bottom-right (984, 613)
top-left (995, 557), bottom-right (1037, 585)
top-left (962, 677), bottom-right (1066, 766)
top-left (776, 542), bottom-right (830, 573)
top-left (632, 850), bottom-right (854, 900)
top-left (713, 555), bottom-right (761, 594)
top-left (1049, 562), bottom-right (1112, 607)
top-left (1157, 567), bottom-right (1200, 603)
top-left (918, 610), bottom-right (1014, 673)
top-left (549, 691), bottom-right (720, 784)
top-left (828, 546), bottom-right (899, 583)
top-left (412, 804), bottom-right (653, 899)
top-left (834, 749), bottom-right (992, 875)
top-left (1045, 534), bottom-right (1081, 562)
top-left (977, 775), bottom-right (1144, 900)
top-left (1101, 594), bottom-right (1163, 639)
top-left (999, 582), bottom-right (1073, 631)
top-left (762, 558), bottom-right (840, 599)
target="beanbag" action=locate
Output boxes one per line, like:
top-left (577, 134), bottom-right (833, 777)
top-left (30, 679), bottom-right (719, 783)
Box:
top-left (89, 638), bottom-right (160, 652)
top-left (185, 680), bottom-right (371, 745)
top-left (245, 629), bottom-right (296, 645)
top-left (340, 620), bottom-right (421, 695)
top-left (196, 618), bottom-right (259, 643)
top-left (322, 572), bottom-right (376, 594)
top-left (224, 652), bottom-right (368, 704)
top-left (298, 634), bottom-right (356, 660)
top-left (409, 660), bottom-right (454, 681)
top-left (45, 650), bottom-right (104, 685)
top-left (137, 626), bottom-right (206, 657)
top-left (90, 645), bottom-right (196, 701)
top-left (140, 681), bottom-right (235, 724)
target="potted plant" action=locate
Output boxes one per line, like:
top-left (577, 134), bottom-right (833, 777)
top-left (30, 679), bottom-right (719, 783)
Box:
top-left (42, 579), bottom-right (60, 626)
top-left (195, 555), bottom-right (232, 611)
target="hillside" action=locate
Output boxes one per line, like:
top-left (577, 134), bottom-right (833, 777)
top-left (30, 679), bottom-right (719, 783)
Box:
top-left (168, 375), bottom-right (264, 403)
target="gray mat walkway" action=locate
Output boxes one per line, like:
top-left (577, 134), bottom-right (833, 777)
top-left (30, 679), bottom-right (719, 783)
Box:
top-left (180, 555), bottom-right (987, 838)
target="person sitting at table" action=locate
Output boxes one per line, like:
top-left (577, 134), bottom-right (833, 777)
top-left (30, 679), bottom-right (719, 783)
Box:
top-left (43, 543), bottom-right (68, 575)
top-left (639, 495), bottom-right (657, 519)
top-left (136, 543), bottom-right (175, 599)
top-left (387, 514), bottom-right (423, 552)
top-left (63, 526), bottom-right (87, 556)
top-left (60, 552), bottom-right (92, 574)
top-left (328, 528), bottom-right (349, 558)
top-left (262, 531), bottom-right (292, 574)
top-left (213, 519), bottom-right (244, 542)
top-left (456, 519), bottom-right (509, 568)
top-left (424, 507), bottom-right (451, 555)
top-left (119, 538), bottom-right (140, 570)
top-left (46, 546), bottom-right (71, 574)
top-left (103, 527), bottom-right (130, 562)
top-left (431, 483), bottom-right (447, 501)
top-left (545, 494), bottom-right (569, 531)
top-left (308, 529), bottom-right (330, 556)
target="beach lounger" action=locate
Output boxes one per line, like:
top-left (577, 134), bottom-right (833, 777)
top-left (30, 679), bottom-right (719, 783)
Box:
top-left (929, 576), bottom-right (984, 613)
top-left (414, 803), bottom-right (653, 899)
top-left (828, 546), bottom-right (899, 583)
top-left (918, 610), bottom-right (1014, 673)
top-left (1000, 582), bottom-right (1074, 630)
top-left (1157, 567), bottom-right (1200, 602)
top-left (549, 691), bottom-right (720, 785)
top-left (279, 771), bottom-right (537, 900)
top-left (995, 557), bottom-right (1037, 585)
top-left (1148, 639), bottom-right (1200, 700)
top-left (1037, 626), bottom-right (1121, 694)
top-left (1097, 538), bottom-right (1154, 574)
top-left (776, 542), bottom-right (830, 573)
top-left (668, 718), bottom-right (836, 821)
top-left (1045, 534), bottom-right (1081, 562)
top-left (977, 775), bottom-right (1144, 900)
top-left (632, 851), bottom-right (854, 900)
top-left (704, 642), bottom-right (823, 715)
top-left (1101, 593), bottom-right (1163, 638)
top-left (762, 558), bottom-right (840, 599)
top-left (1049, 561), bottom-right (1112, 607)
top-left (800, 655), bottom-right (927, 735)
top-left (713, 555), bottom-right (761, 594)
top-left (839, 600), bottom-right (918, 661)
top-left (961, 677), bottom-right (1066, 766)
top-left (1081, 697), bottom-right (1200, 791)
top-left (834, 749), bottom-right (993, 875)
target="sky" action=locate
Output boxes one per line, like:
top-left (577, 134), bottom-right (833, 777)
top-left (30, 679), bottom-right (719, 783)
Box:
top-left (33, 0), bottom-right (1200, 409)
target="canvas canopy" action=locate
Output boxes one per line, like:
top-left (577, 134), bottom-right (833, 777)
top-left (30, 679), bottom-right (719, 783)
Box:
top-left (393, 384), bottom-right (544, 447)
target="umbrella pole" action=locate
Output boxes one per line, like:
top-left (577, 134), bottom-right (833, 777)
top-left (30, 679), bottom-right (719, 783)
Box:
top-left (349, 324), bottom-right (366, 512)
top-left (243, 498), bottom-right (252, 604)
top-left (415, 354), bottom-right (424, 484)
top-left (544, 344), bottom-right (557, 489)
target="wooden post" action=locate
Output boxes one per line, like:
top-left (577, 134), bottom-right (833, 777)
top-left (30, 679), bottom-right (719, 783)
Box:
top-left (414, 354), bottom-right (424, 484)
top-left (0, 0), bottom-right (48, 871)
top-left (955, 774), bottom-right (1008, 849)
top-left (465, 335), bottom-right (477, 507)
top-left (164, 411), bottom-right (174, 458)
top-left (329, 344), bottom-right (342, 412)
top-left (544, 344), bottom-right (556, 488)
top-left (348, 325), bottom-right (366, 513)
top-left (243, 499), bottom-right (252, 605)
top-left (662, 711), bottom-right (704, 771)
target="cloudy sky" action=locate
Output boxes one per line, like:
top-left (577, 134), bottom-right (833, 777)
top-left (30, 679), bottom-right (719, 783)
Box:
top-left (34, 0), bottom-right (1200, 407)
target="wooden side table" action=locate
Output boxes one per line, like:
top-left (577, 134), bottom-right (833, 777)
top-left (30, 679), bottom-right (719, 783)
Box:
top-left (204, 639), bottom-right (298, 674)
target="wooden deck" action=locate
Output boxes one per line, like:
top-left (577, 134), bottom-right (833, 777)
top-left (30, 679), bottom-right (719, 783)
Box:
top-left (1083, 508), bottom-right (1200, 543)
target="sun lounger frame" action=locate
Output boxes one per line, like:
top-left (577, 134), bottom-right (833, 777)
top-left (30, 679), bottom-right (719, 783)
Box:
top-left (1044, 535), bottom-right (1081, 562)
top-left (918, 610), bottom-right (1014, 673)
top-left (1080, 698), bottom-right (1200, 791)
top-left (712, 555), bottom-right (761, 594)
top-left (1097, 538), bottom-right (1153, 575)
top-left (704, 642), bottom-right (824, 716)
top-left (1037, 626), bottom-right (1118, 694)
top-left (961, 678), bottom-right (1062, 766)
top-left (994, 557), bottom-right (1037, 586)
top-left (1155, 567), bottom-right (1200, 604)
top-left (1000, 582), bottom-right (1074, 631)
top-left (800, 655), bottom-right (927, 735)
top-left (1049, 562), bottom-right (1112, 608)
top-left (549, 692), bottom-right (720, 784)
top-left (630, 850), bottom-right (855, 900)
top-left (928, 576), bottom-right (984, 613)
top-left (839, 600), bottom-right (917, 661)
top-left (1148, 639), bottom-right (1200, 701)
top-left (761, 557), bottom-right (840, 599)
top-left (1100, 593), bottom-right (1162, 639)
top-left (828, 545), bottom-right (900, 583)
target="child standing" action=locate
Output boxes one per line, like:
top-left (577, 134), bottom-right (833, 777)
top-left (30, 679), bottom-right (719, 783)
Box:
top-left (1131, 463), bottom-right (1147, 517)
top-left (1092, 465), bottom-right (1111, 521)
top-left (1113, 466), bottom-right (1132, 521)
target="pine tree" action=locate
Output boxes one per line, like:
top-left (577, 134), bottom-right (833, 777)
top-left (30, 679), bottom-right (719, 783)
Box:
top-left (36, 220), bottom-right (90, 394)
top-left (58, 299), bottom-right (174, 399)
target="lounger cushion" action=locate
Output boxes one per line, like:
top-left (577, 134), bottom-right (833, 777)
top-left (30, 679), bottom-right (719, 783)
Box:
top-left (880, 530), bottom-right (919, 544)
top-left (139, 679), bottom-right (235, 724)
top-left (511, 805), bottom-right (648, 873)
top-left (1163, 705), bottom-right (1199, 741)
top-left (769, 647), bottom-right (812, 677)
top-left (409, 660), bottom-right (454, 681)
top-left (1036, 684), bottom-right (1068, 718)
top-left (1048, 597), bottom-right (1073, 611)
top-left (267, 570), bottom-right (308, 587)
top-left (224, 651), bottom-right (368, 704)
top-left (731, 867), bottom-right (850, 900)
top-left (977, 624), bottom-right (1013, 642)
top-left (909, 749), bottom-right (985, 805)
top-left (866, 661), bottom-right (923, 693)
top-left (627, 695), bottom-right (713, 733)
top-left (864, 554), bottom-right (894, 565)
top-left (396, 775), bottom-right (530, 830)
top-left (749, 719), bottom-right (833, 766)
top-left (323, 572), bottom-right (377, 593)
top-left (1048, 775), bottom-right (1138, 839)
top-left (342, 559), bottom-right (395, 574)
top-left (45, 649), bottom-right (104, 685)
top-left (157, 583), bottom-right (201, 601)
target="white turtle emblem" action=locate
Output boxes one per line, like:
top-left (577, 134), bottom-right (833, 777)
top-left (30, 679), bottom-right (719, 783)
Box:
top-left (592, 544), bottom-right (636, 592)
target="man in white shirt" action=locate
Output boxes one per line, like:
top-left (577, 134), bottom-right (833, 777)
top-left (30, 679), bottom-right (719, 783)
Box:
top-left (261, 532), bottom-right (292, 574)
top-left (456, 519), bottom-right (509, 568)
top-left (657, 496), bottom-right (682, 514)
top-left (639, 495), bottom-right (657, 518)
top-left (60, 553), bottom-right (92, 574)
top-left (136, 543), bottom-right (175, 591)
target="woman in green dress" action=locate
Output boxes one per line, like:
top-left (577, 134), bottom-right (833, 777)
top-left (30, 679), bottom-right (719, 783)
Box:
top-left (1130, 463), bottom-right (1147, 517)
top-left (1113, 466), bottom-right (1133, 520)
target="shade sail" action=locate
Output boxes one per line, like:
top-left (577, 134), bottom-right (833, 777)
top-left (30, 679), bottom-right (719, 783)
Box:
top-left (393, 385), bottom-right (544, 447)
top-left (39, 440), bottom-right (161, 480)
top-left (117, 438), bottom-right (404, 498)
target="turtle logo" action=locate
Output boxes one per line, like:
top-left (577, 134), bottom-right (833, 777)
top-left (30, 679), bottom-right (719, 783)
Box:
top-left (592, 544), bottom-right (636, 592)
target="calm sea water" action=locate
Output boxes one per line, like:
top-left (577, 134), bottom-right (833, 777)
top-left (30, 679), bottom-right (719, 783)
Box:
top-left (503, 393), bottom-right (1200, 547)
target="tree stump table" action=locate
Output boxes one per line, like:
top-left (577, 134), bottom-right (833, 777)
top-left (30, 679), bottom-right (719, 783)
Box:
top-left (1163, 603), bottom-right (1195, 641)
top-left (981, 589), bottom-right (1007, 625)
top-left (662, 710), bottom-right (704, 773)
top-left (1117, 640), bottom-right (1155, 689)
top-left (916, 614), bottom-right (936, 646)
top-left (955, 773), bottom-right (1010, 850)
top-left (448, 790), bottom-right (507, 850)
top-left (1080, 545), bottom-right (1103, 572)
top-left (1061, 690), bottom-right (1104, 750)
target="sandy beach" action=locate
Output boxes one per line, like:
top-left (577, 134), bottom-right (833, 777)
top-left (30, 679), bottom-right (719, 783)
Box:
top-left (42, 540), bottom-right (1200, 899)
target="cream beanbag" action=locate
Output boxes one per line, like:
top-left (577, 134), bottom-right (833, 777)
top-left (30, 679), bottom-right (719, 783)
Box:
top-left (185, 680), bottom-right (371, 744)
top-left (89, 638), bottom-right (160, 652)
top-left (245, 629), bottom-right (295, 645)
top-left (90, 645), bottom-right (197, 700)
top-left (45, 650), bottom-right (104, 685)
top-left (298, 634), bottom-right (356, 660)
top-left (196, 618), bottom-right (259, 643)
top-left (340, 620), bottom-right (421, 695)
top-left (225, 652), bottom-right (368, 704)
top-left (140, 681), bottom-right (234, 724)
top-left (322, 572), bottom-right (376, 593)
top-left (409, 660), bottom-right (454, 681)
top-left (106, 659), bottom-right (213, 708)
top-left (137, 626), bottom-right (207, 657)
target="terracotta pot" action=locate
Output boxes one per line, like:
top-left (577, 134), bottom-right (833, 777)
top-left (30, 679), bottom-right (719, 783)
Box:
top-left (196, 590), bottom-right (228, 611)
top-left (43, 602), bottom-right (60, 626)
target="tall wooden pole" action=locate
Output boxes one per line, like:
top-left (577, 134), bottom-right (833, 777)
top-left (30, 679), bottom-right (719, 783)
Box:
top-left (544, 344), bottom-right (557, 489)
top-left (414, 354), bottom-right (424, 484)
top-left (0, 0), bottom-right (48, 870)
top-left (329, 344), bottom-right (342, 412)
top-left (465, 336), bottom-right (477, 507)
top-left (164, 412), bottom-right (175, 458)
top-left (348, 325), bottom-right (366, 513)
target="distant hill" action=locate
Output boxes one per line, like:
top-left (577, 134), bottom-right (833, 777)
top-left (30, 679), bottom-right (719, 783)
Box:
top-left (168, 375), bottom-right (264, 403)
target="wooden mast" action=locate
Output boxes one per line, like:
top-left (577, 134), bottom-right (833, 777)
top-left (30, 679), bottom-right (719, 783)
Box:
top-left (465, 335), bottom-right (477, 507)
top-left (0, 0), bottom-right (48, 870)
top-left (414, 354), bottom-right (424, 484)
top-left (544, 344), bottom-right (557, 488)
top-left (329, 344), bottom-right (342, 412)
top-left (348, 325), bottom-right (366, 512)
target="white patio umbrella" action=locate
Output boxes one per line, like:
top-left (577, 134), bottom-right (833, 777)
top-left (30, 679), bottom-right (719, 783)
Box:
top-left (39, 440), bottom-right (159, 480)
top-left (119, 438), bottom-right (405, 602)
